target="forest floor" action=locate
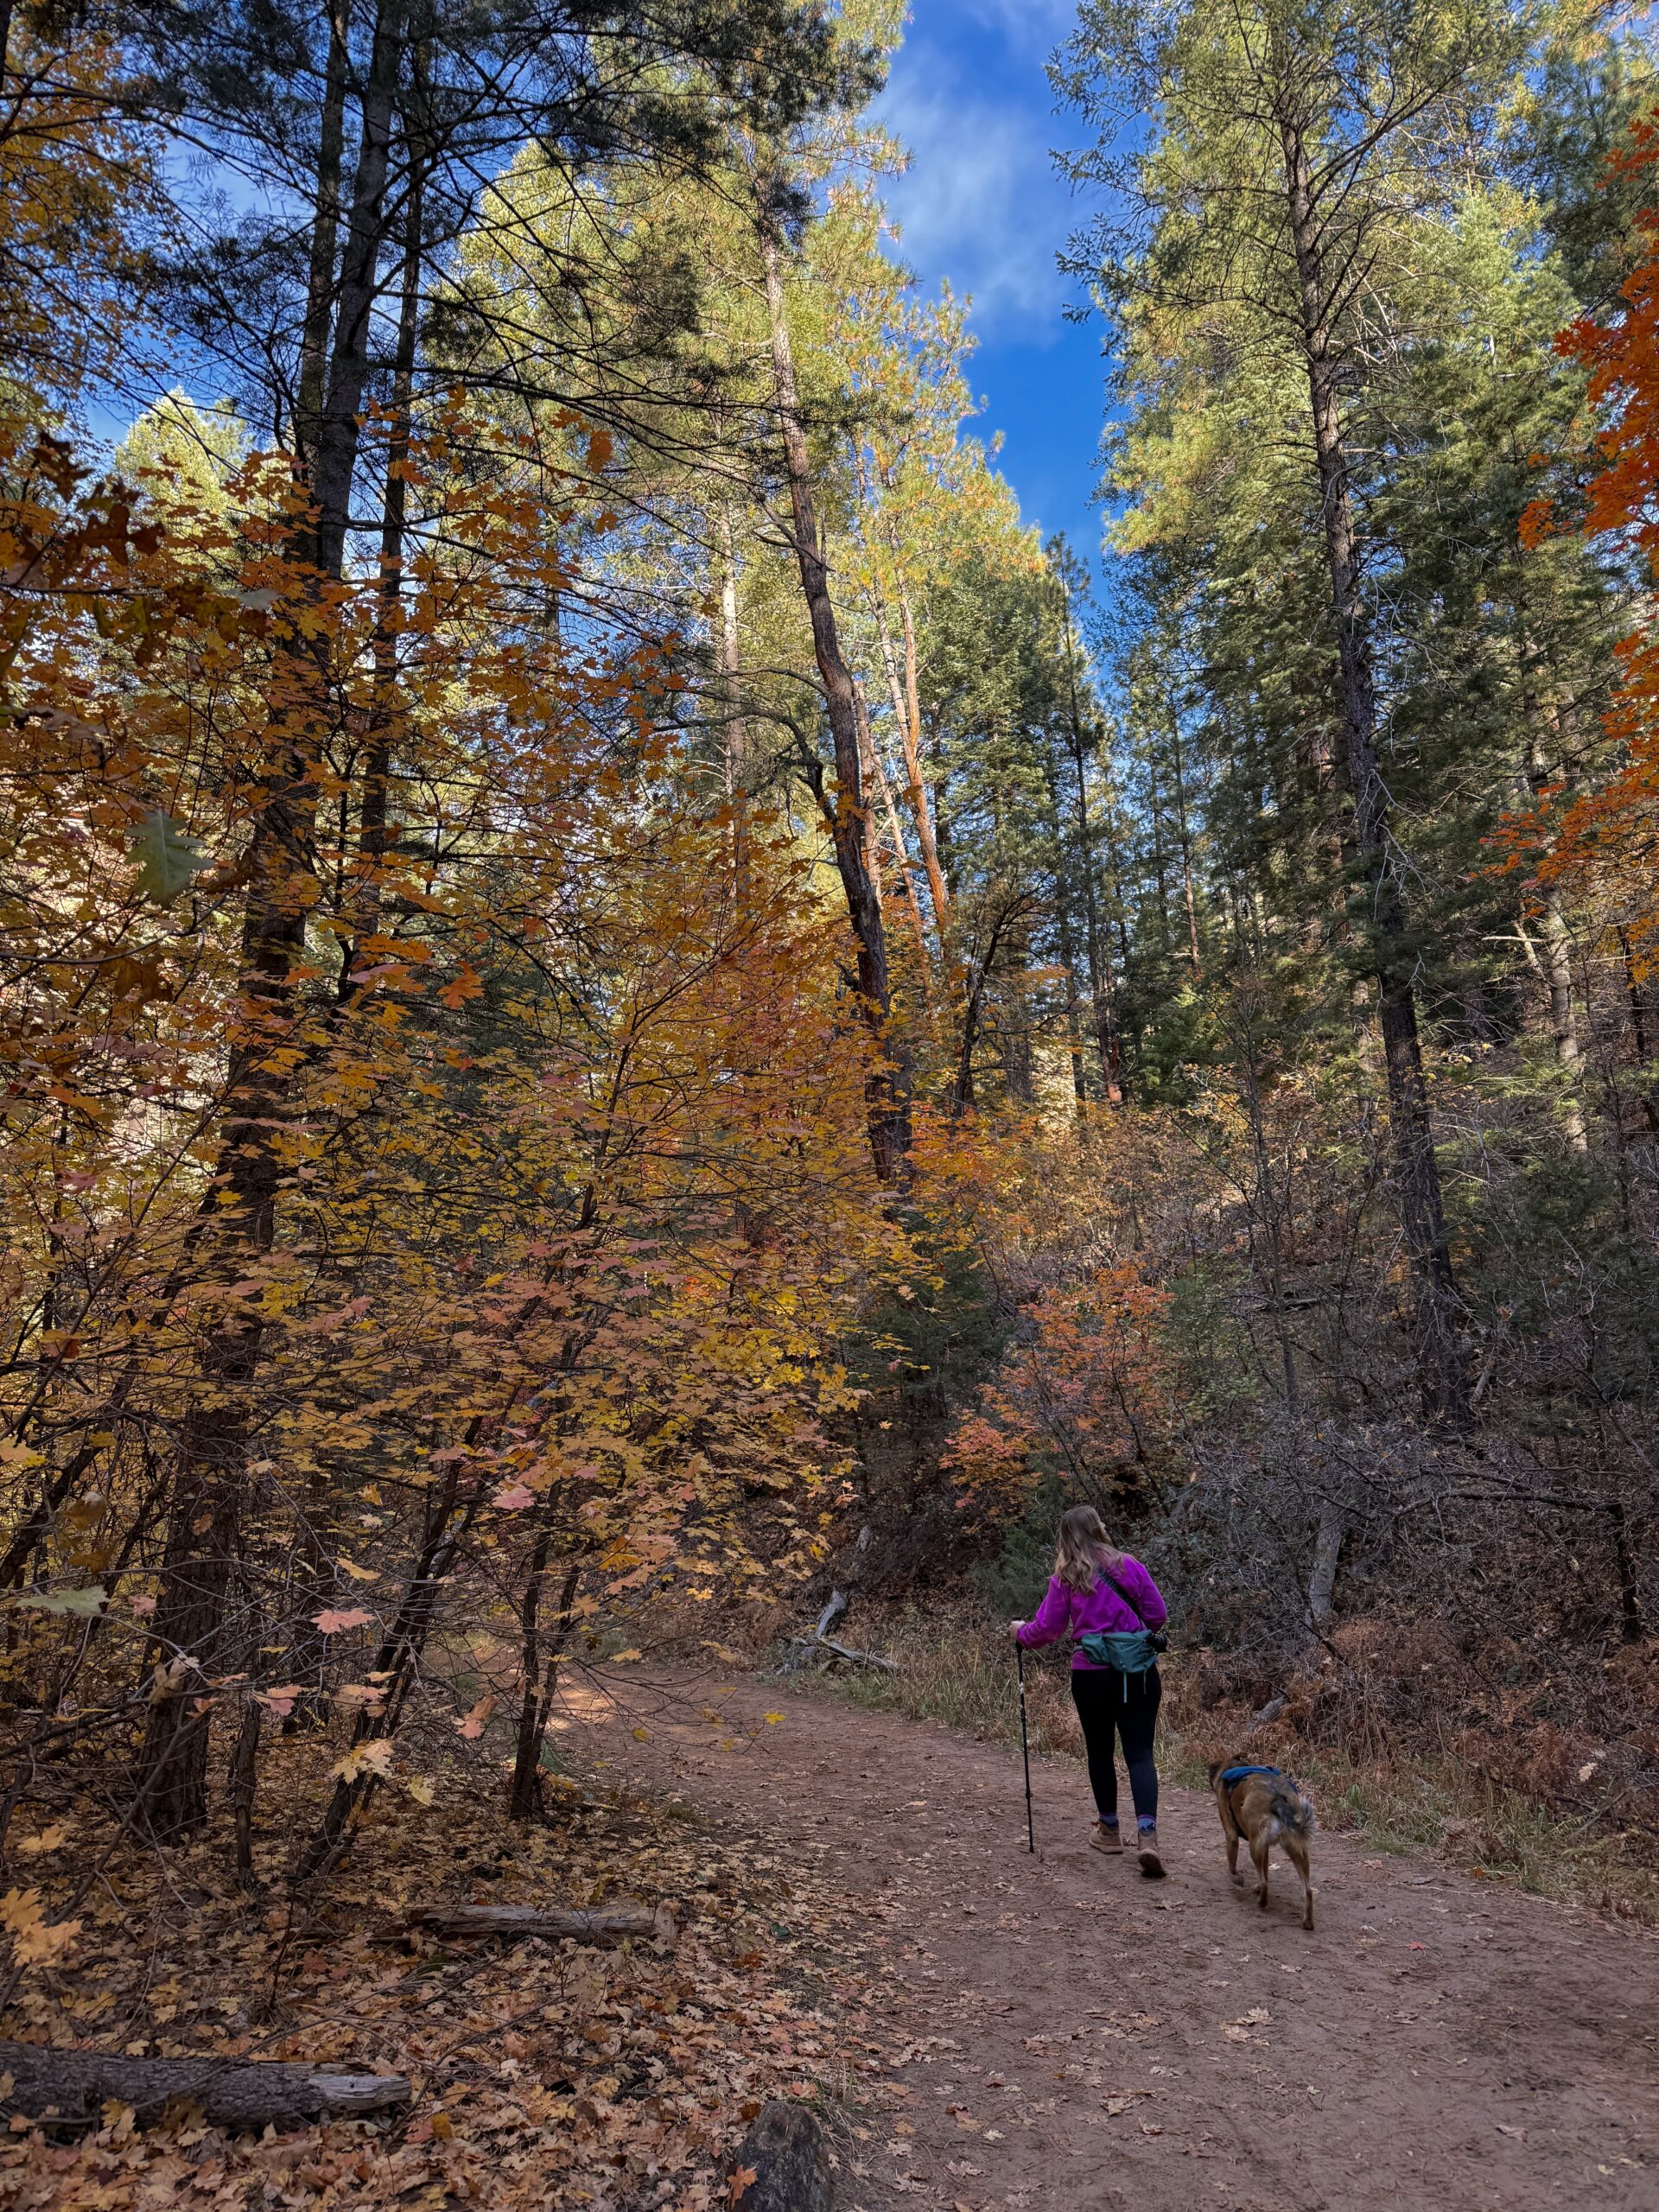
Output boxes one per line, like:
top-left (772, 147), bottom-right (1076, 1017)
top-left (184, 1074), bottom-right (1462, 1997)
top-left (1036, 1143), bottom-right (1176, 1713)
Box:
top-left (563, 1665), bottom-right (1658, 2212)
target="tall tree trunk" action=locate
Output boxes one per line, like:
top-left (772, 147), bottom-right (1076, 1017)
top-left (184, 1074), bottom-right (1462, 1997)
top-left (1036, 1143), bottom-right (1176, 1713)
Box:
top-left (1041, 731), bottom-right (1089, 1106)
top-left (851, 678), bottom-right (886, 910)
top-left (508, 1552), bottom-right (581, 1821)
top-left (876, 775), bottom-right (934, 1007)
top-left (1058, 580), bottom-right (1122, 1103)
top-left (1522, 712), bottom-right (1587, 1151)
top-left (717, 499), bottom-right (750, 888)
top-left (758, 198), bottom-right (907, 1180)
top-left (869, 571), bottom-right (951, 944)
top-left (294, 0), bottom-right (350, 492)
top-left (1168, 710), bottom-right (1202, 973)
top-left (137, 12), bottom-right (411, 1834)
top-left (898, 588), bottom-right (951, 934)
top-left (312, 0), bottom-right (405, 581)
top-left (347, 154), bottom-right (423, 989)
top-left (1277, 105), bottom-right (1466, 1425)
top-left (1535, 894), bottom-right (1587, 1149)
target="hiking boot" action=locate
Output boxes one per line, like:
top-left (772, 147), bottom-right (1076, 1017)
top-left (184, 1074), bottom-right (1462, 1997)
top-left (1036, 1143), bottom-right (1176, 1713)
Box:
top-left (1137, 1826), bottom-right (1166, 1879)
top-left (1090, 1821), bottom-right (1123, 1855)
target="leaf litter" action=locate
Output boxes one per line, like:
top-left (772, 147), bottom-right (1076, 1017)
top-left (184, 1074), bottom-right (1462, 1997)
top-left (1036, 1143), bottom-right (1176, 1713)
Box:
top-left (0, 1734), bottom-right (883, 2210)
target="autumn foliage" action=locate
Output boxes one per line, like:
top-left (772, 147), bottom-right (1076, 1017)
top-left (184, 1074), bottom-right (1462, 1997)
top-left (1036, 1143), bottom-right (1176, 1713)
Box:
top-left (1522, 107), bottom-right (1659, 973)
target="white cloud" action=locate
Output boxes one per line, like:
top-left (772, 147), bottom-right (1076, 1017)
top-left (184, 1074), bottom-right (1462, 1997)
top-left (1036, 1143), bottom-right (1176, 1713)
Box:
top-left (954, 0), bottom-right (1077, 48)
top-left (876, 69), bottom-right (1077, 337)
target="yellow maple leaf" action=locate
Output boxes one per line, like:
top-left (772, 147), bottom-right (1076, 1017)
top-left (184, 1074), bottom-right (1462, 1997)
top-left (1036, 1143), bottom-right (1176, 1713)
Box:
top-left (16, 1823), bottom-right (71, 1855)
top-left (1, 1887), bottom-right (81, 1967)
top-left (331, 1738), bottom-right (397, 1784)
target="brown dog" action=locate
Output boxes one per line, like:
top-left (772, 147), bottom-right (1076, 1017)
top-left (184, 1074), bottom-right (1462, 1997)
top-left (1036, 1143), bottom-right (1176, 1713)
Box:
top-left (1209, 1760), bottom-right (1316, 1929)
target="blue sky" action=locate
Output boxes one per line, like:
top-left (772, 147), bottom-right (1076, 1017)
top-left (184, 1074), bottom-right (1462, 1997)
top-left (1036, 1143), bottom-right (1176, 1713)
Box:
top-left (876, 0), bottom-right (1107, 564)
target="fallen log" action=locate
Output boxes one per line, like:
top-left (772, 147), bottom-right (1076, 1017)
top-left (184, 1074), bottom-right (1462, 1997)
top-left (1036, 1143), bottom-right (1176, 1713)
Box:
top-left (405, 1899), bottom-right (678, 1946)
top-left (785, 1631), bottom-right (896, 1673)
top-left (0, 2040), bottom-right (409, 2131)
top-left (731, 2098), bottom-right (833, 2212)
top-left (814, 1588), bottom-right (849, 1640)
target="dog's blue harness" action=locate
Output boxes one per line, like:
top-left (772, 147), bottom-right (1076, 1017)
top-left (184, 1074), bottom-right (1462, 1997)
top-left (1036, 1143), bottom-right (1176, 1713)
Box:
top-left (1218, 1764), bottom-right (1281, 1789)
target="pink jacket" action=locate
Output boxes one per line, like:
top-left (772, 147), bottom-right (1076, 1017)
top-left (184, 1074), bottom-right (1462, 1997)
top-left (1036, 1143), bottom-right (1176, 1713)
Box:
top-left (1015, 1556), bottom-right (1167, 1671)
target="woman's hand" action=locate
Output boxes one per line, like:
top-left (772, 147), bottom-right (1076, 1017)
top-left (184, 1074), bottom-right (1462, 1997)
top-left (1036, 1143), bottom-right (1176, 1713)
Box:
top-left (1009, 1618), bottom-right (1026, 1641)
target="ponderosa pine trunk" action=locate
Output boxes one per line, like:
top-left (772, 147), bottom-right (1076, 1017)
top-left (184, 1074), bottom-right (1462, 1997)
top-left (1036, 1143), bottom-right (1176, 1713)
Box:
top-left (759, 200), bottom-right (908, 1179)
top-left (138, 3), bottom-right (411, 1834)
top-left (294, 0), bottom-right (349, 489)
top-left (717, 499), bottom-right (751, 887)
top-left (1522, 698), bottom-right (1588, 1151)
top-left (1276, 105), bottom-right (1467, 1426)
top-left (1058, 574), bottom-right (1122, 1103)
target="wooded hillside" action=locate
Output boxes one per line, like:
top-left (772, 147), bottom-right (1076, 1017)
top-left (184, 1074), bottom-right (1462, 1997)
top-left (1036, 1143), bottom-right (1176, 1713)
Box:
top-left (0, 0), bottom-right (1656, 2197)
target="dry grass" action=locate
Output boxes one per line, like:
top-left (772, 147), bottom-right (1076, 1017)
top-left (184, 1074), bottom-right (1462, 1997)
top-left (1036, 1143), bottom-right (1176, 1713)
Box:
top-left (792, 1610), bottom-right (1659, 1927)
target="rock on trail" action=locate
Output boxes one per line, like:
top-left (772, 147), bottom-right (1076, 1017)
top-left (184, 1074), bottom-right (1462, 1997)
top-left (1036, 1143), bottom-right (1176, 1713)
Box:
top-left (562, 1670), bottom-right (1657, 2212)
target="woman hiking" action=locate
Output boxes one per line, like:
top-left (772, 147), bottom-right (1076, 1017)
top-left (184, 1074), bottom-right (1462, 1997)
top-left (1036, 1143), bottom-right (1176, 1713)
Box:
top-left (1012, 1504), bottom-right (1169, 1877)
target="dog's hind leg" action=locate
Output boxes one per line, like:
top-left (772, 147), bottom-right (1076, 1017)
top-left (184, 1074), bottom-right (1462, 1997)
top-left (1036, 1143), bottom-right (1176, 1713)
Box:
top-left (1285, 1834), bottom-right (1315, 1930)
top-left (1250, 1829), bottom-right (1272, 1912)
top-left (1217, 1795), bottom-right (1245, 1887)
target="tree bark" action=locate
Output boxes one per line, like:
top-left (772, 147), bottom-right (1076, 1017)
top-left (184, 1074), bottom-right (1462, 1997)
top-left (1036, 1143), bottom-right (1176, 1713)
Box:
top-left (344, 147), bottom-right (423, 997)
top-left (507, 1553), bottom-right (580, 1821)
top-left (311, 0), bottom-right (406, 581)
top-left (294, 0), bottom-right (350, 489)
top-left (758, 196), bottom-right (907, 1179)
top-left (230, 1694), bottom-right (261, 1887)
top-left (1276, 105), bottom-right (1466, 1424)
top-left (1523, 720), bottom-right (1587, 1151)
top-left (0, 2043), bottom-right (408, 2130)
top-left (1040, 732), bottom-right (1089, 1105)
top-left (1306, 1501), bottom-right (1345, 1632)
top-left (889, 581), bottom-right (952, 935)
top-left (718, 499), bottom-right (751, 887)
top-left (1058, 574), bottom-right (1122, 1102)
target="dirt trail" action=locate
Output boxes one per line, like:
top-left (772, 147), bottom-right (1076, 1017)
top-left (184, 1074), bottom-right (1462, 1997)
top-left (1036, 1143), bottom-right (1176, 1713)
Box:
top-left (562, 1669), bottom-right (1656, 2212)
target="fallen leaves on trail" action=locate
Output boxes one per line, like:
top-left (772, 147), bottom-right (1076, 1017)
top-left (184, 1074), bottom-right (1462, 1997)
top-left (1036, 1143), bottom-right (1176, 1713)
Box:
top-left (0, 1736), bottom-right (874, 2211)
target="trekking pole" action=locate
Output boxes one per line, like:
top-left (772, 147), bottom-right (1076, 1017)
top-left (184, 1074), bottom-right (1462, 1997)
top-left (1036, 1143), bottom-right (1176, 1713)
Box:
top-left (1016, 1643), bottom-right (1035, 1854)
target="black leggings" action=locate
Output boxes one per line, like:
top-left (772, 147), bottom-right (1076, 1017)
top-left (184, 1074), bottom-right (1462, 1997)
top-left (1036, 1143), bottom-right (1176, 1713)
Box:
top-left (1071, 1666), bottom-right (1160, 1824)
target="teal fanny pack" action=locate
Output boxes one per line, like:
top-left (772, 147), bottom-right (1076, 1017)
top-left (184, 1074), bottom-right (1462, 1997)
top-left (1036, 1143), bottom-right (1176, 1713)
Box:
top-left (1077, 1629), bottom-right (1163, 1683)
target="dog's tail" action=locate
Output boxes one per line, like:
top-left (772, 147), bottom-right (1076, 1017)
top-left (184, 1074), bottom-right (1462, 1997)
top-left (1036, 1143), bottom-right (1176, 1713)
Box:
top-left (1268, 1781), bottom-right (1315, 1838)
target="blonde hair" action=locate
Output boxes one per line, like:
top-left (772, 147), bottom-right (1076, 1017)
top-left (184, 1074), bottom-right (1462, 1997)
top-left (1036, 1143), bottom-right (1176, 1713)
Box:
top-left (1054, 1503), bottom-right (1126, 1593)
